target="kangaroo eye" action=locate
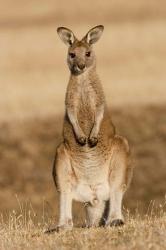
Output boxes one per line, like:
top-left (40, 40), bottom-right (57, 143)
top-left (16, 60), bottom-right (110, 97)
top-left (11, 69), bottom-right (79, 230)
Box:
top-left (69, 53), bottom-right (76, 58)
top-left (86, 51), bottom-right (91, 57)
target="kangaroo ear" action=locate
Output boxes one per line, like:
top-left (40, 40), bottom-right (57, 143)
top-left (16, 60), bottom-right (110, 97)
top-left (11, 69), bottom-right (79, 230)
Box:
top-left (57, 27), bottom-right (76, 46)
top-left (83, 25), bottom-right (104, 45)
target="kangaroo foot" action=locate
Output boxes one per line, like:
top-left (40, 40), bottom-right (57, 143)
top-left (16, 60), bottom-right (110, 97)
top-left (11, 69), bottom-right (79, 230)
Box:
top-left (44, 224), bottom-right (73, 234)
top-left (110, 219), bottom-right (124, 227)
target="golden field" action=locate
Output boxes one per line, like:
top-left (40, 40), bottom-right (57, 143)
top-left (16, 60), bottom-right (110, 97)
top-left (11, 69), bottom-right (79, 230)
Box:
top-left (0, 0), bottom-right (166, 249)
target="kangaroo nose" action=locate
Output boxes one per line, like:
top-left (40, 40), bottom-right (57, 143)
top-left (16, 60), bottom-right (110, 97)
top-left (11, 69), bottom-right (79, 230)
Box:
top-left (78, 64), bottom-right (85, 70)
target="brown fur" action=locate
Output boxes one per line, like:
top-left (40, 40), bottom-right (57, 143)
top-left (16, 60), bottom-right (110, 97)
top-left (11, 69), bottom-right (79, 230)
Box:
top-left (50, 25), bottom-right (133, 232)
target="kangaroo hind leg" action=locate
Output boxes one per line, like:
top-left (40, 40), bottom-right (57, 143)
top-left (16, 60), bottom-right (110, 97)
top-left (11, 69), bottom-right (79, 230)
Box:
top-left (85, 201), bottom-right (106, 227)
top-left (106, 135), bottom-right (133, 227)
top-left (52, 143), bottom-right (74, 231)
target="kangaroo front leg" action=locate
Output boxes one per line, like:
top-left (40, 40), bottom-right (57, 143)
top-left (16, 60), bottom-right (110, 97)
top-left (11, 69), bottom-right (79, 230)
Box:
top-left (89, 104), bottom-right (104, 146)
top-left (67, 107), bottom-right (87, 145)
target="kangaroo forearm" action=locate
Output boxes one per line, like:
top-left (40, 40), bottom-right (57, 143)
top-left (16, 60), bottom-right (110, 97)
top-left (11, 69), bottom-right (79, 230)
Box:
top-left (67, 107), bottom-right (84, 137)
top-left (91, 104), bottom-right (104, 137)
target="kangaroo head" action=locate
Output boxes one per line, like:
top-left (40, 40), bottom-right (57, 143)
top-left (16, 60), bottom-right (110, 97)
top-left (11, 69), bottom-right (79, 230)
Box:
top-left (57, 25), bottom-right (104, 75)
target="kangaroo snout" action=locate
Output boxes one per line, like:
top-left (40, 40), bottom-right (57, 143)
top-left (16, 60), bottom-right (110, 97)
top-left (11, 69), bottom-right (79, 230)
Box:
top-left (78, 63), bottom-right (86, 70)
top-left (72, 64), bottom-right (85, 75)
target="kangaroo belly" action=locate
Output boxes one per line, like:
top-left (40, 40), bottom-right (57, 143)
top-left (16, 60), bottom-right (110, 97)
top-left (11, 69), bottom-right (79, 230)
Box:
top-left (73, 181), bottom-right (110, 204)
top-left (71, 151), bottom-right (110, 203)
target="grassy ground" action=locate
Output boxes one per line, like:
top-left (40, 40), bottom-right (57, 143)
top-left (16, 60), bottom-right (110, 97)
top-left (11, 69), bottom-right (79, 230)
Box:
top-left (0, 209), bottom-right (166, 250)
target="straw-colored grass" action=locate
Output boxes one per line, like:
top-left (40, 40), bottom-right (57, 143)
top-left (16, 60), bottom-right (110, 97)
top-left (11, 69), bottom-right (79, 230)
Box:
top-left (0, 200), bottom-right (166, 250)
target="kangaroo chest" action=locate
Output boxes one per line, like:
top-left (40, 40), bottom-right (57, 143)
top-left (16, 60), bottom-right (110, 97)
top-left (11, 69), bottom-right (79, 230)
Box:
top-left (77, 81), bottom-right (96, 134)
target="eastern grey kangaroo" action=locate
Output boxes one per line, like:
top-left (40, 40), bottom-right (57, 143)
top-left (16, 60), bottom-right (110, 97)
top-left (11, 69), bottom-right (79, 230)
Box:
top-left (52, 25), bottom-right (133, 231)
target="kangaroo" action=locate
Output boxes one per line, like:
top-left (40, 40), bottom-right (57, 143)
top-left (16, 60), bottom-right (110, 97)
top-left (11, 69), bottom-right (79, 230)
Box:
top-left (51, 25), bottom-right (133, 231)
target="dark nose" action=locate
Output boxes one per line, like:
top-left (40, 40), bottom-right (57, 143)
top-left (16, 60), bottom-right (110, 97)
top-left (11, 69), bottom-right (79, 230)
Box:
top-left (78, 64), bottom-right (85, 70)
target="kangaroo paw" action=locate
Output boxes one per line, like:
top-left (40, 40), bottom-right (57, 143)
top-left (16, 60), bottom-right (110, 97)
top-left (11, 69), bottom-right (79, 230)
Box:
top-left (77, 136), bottom-right (87, 146)
top-left (88, 137), bottom-right (98, 147)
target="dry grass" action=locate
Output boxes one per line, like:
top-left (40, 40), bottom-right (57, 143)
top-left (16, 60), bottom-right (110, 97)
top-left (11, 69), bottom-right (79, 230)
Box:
top-left (0, 203), bottom-right (166, 250)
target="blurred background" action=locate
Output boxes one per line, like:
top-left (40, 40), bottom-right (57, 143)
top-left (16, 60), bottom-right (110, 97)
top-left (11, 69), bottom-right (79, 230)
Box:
top-left (0, 0), bottom-right (166, 222)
